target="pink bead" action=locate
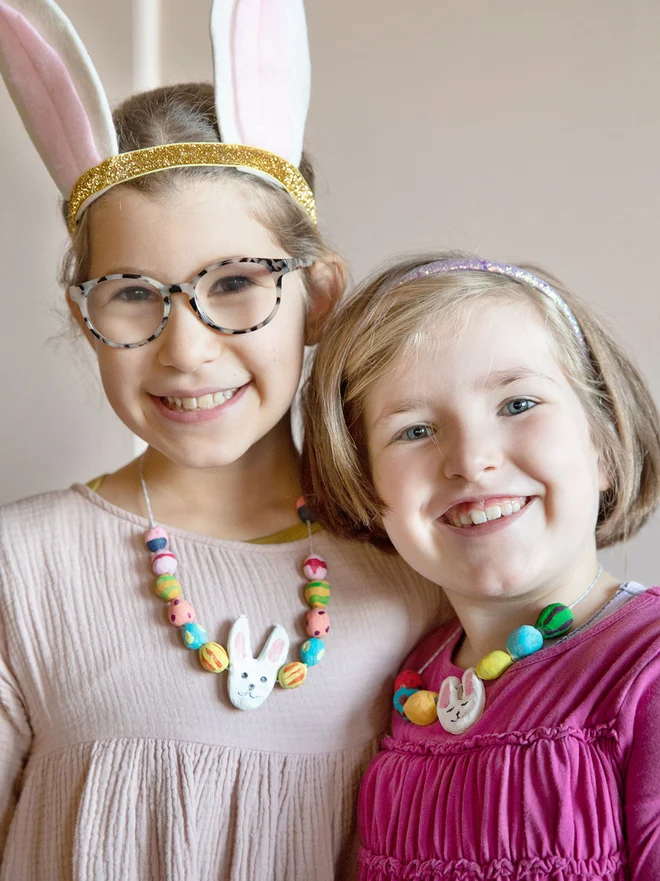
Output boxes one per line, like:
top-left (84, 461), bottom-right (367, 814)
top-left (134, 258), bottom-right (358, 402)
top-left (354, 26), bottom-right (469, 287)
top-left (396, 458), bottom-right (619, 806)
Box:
top-left (167, 598), bottom-right (196, 627)
top-left (303, 554), bottom-right (327, 581)
top-left (306, 608), bottom-right (330, 638)
top-left (144, 526), bottom-right (169, 552)
top-left (152, 551), bottom-right (177, 575)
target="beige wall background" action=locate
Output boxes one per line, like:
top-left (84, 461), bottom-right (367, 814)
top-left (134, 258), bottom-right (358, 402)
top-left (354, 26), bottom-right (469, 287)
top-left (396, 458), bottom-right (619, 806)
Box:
top-left (1, 0), bottom-right (658, 583)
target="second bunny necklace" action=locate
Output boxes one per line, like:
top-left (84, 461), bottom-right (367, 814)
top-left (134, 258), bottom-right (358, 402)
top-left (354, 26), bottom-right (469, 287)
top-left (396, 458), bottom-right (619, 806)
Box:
top-left (139, 457), bottom-right (330, 711)
top-left (395, 565), bottom-right (603, 735)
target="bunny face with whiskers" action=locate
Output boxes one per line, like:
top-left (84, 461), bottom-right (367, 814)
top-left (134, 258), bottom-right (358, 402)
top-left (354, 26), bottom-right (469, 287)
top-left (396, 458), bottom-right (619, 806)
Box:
top-left (227, 616), bottom-right (290, 711)
top-left (437, 668), bottom-right (486, 734)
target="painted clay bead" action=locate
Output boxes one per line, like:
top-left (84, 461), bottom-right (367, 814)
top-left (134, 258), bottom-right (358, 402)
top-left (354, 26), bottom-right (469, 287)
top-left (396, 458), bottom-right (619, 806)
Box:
top-left (303, 554), bottom-right (328, 581)
top-left (300, 636), bottom-right (325, 666)
top-left (152, 550), bottom-right (178, 576)
top-left (476, 650), bottom-right (513, 680)
top-left (306, 608), bottom-right (330, 638)
top-left (393, 685), bottom-right (419, 716)
top-left (402, 690), bottom-right (439, 726)
top-left (536, 602), bottom-right (574, 638)
top-left (296, 496), bottom-right (315, 524)
top-left (144, 526), bottom-right (168, 552)
top-left (506, 625), bottom-right (544, 660)
top-left (394, 669), bottom-right (425, 692)
top-left (199, 642), bottom-right (229, 672)
top-left (181, 622), bottom-right (207, 650)
top-left (167, 598), bottom-right (196, 627)
top-left (154, 574), bottom-right (181, 602)
top-left (304, 580), bottom-right (331, 608)
top-left (278, 661), bottom-right (308, 689)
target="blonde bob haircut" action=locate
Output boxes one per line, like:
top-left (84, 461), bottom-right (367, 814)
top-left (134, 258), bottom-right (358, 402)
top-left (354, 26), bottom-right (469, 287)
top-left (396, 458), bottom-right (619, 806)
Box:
top-left (302, 251), bottom-right (660, 549)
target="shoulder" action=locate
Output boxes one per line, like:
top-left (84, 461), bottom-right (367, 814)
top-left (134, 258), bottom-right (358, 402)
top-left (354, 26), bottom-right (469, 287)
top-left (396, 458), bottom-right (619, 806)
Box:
top-left (0, 486), bottom-right (90, 539)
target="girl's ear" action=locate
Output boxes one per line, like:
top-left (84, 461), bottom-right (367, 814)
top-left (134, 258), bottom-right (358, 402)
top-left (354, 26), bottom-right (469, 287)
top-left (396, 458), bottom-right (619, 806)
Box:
top-left (304, 256), bottom-right (347, 346)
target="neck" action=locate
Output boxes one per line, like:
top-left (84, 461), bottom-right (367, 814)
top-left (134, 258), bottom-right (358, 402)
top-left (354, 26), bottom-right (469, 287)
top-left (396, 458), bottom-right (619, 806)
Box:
top-left (449, 559), bottom-right (620, 669)
top-left (99, 417), bottom-right (303, 540)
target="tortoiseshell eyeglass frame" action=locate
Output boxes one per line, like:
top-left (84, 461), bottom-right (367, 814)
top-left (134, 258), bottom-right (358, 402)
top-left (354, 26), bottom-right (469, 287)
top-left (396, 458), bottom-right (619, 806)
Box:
top-left (68, 256), bottom-right (314, 349)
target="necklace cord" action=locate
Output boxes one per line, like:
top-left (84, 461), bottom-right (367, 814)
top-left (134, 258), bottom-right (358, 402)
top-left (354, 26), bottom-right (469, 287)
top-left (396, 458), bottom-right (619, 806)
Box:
top-left (139, 454), bottom-right (156, 528)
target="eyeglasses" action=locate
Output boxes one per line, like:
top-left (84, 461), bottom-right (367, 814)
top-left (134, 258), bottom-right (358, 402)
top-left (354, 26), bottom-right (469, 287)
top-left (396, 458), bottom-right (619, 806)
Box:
top-left (68, 256), bottom-right (314, 348)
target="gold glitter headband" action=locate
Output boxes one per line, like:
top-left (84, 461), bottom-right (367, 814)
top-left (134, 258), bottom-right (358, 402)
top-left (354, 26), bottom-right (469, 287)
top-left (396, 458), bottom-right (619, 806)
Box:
top-left (68, 142), bottom-right (318, 233)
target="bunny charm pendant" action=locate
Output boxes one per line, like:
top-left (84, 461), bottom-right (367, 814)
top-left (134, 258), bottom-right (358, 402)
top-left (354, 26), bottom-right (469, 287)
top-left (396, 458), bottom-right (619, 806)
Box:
top-left (227, 616), bottom-right (290, 710)
top-left (436, 668), bottom-right (486, 734)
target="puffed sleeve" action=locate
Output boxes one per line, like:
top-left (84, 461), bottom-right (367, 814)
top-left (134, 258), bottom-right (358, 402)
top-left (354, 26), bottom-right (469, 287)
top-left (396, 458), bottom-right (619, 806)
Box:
top-left (623, 665), bottom-right (660, 877)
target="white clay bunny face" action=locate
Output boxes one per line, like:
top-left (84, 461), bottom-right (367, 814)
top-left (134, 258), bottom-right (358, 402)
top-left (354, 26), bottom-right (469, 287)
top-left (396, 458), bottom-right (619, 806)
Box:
top-left (437, 668), bottom-right (486, 734)
top-left (227, 616), bottom-right (289, 710)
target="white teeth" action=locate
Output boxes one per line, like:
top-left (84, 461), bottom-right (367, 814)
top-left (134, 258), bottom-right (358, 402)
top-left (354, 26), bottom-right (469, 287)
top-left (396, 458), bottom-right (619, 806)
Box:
top-left (470, 510), bottom-right (488, 525)
top-left (163, 388), bottom-right (239, 411)
top-left (445, 498), bottom-right (527, 528)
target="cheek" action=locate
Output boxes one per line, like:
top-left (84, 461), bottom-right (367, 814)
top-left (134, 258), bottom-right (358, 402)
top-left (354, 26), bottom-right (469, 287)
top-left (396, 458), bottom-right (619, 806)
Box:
top-left (96, 348), bottom-right (147, 409)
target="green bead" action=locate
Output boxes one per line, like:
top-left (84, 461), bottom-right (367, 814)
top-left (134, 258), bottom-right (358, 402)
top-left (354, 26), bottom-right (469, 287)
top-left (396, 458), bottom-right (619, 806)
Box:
top-left (535, 602), bottom-right (574, 638)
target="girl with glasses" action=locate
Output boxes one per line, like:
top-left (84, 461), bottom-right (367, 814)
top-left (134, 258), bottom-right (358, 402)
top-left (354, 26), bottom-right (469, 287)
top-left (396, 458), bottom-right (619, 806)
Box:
top-left (0, 2), bottom-right (444, 879)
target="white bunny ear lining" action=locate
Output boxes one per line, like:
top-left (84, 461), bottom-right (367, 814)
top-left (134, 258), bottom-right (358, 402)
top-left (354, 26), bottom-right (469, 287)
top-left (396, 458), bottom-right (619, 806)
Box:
top-left (0, 0), bottom-right (317, 233)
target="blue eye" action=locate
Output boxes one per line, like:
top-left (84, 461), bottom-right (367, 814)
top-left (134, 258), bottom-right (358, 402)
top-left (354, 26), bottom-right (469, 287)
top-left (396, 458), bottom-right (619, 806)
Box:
top-left (400, 425), bottom-right (434, 441)
top-left (503, 398), bottom-right (536, 416)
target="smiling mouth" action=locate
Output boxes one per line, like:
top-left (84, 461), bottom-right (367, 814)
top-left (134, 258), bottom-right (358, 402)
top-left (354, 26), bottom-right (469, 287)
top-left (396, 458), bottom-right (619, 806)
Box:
top-left (442, 496), bottom-right (530, 528)
top-left (161, 389), bottom-right (240, 412)
top-left (238, 690), bottom-right (260, 699)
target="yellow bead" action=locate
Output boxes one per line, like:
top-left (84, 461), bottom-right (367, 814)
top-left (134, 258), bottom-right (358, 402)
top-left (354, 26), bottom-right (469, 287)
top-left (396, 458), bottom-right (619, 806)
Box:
top-left (475, 650), bottom-right (513, 680)
top-left (402, 689), bottom-right (439, 726)
top-left (277, 661), bottom-right (308, 689)
top-left (199, 642), bottom-right (229, 673)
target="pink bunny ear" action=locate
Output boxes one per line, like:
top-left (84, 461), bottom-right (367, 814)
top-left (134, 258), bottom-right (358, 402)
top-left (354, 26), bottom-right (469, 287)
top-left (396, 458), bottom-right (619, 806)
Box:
top-left (462, 670), bottom-right (476, 697)
top-left (268, 638), bottom-right (285, 663)
top-left (211, 0), bottom-right (310, 167)
top-left (438, 679), bottom-right (454, 710)
top-left (0, 0), bottom-right (117, 195)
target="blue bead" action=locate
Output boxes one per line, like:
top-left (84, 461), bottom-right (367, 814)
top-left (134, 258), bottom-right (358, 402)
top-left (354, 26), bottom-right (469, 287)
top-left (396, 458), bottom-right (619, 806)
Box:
top-left (146, 536), bottom-right (168, 552)
top-left (181, 622), bottom-right (207, 650)
top-left (300, 636), bottom-right (325, 666)
top-left (505, 625), bottom-right (544, 660)
top-left (393, 686), bottom-right (419, 716)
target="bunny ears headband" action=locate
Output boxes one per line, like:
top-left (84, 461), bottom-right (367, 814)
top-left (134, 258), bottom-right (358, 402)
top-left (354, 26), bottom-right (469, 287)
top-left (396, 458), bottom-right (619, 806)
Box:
top-left (0, 0), bottom-right (317, 233)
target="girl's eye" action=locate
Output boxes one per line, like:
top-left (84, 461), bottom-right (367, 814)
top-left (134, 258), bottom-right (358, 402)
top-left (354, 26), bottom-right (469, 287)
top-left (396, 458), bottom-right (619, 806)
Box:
top-left (502, 398), bottom-right (537, 416)
top-left (113, 285), bottom-right (159, 303)
top-left (398, 425), bottom-right (434, 442)
top-left (209, 275), bottom-right (252, 295)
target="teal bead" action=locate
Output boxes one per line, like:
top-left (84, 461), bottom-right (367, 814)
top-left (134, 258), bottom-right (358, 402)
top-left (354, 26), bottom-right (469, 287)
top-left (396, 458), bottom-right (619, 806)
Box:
top-left (505, 625), bottom-right (543, 660)
top-left (535, 602), bottom-right (574, 638)
top-left (181, 621), bottom-right (207, 650)
top-left (300, 636), bottom-right (326, 666)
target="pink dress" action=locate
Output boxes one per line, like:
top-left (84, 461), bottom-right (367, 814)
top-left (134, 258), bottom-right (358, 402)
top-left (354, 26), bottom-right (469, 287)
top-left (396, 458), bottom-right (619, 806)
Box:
top-left (358, 585), bottom-right (660, 881)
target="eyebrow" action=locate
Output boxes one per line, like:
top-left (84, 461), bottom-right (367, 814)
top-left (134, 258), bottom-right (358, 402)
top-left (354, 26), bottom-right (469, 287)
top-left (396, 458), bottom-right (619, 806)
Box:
top-left (479, 367), bottom-right (558, 390)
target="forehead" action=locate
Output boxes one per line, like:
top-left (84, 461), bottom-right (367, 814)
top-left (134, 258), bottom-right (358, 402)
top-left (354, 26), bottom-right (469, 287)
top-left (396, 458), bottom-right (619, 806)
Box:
top-left (88, 178), bottom-right (284, 280)
top-left (367, 298), bottom-right (566, 409)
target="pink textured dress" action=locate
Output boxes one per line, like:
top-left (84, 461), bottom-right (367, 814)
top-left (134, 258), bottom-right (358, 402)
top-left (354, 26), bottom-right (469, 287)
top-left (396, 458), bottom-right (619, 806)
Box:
top-left (358, 585), bottom-right (660, 881)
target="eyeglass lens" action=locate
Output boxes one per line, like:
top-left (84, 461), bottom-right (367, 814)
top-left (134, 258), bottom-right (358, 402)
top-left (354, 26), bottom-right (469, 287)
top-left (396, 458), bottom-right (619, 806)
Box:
top-left (87, 262), bottom-right (279, 345)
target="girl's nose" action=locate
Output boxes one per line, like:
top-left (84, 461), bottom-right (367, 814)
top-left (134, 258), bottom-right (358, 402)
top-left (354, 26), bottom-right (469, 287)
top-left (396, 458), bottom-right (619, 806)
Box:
top-left (440, 421), bottom-right (503, 483)
top-left (155, 295), bottom-right (223, 373)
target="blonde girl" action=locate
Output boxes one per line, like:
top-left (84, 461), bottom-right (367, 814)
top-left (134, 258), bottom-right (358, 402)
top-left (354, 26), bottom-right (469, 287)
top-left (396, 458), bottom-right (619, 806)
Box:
top-left (0, 3), bottom-right (443, 878)
top-left (303, 252), bottom-right (660, 879)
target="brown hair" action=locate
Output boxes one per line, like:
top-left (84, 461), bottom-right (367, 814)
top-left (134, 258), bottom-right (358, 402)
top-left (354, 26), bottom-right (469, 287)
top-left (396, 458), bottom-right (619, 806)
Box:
top-left (59, 82), bottom-right (335, 289)
top-left (302, 251), bottom-right (660, 550)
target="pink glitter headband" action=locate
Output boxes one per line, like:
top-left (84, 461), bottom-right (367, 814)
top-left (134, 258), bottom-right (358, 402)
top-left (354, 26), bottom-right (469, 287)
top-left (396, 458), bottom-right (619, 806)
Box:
top-left (396, 258), bottom-right (589, 357)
